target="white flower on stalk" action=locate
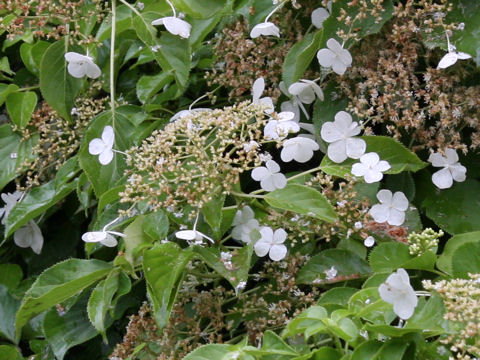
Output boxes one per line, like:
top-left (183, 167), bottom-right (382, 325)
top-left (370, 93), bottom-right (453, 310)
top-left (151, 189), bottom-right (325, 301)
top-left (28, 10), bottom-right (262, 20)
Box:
top-left (64, 52), bottom-right (101, 79)
top-left (0, 191), bottom-right (22, 225)
top-left (317, 38), bottom-right (352, 75)
top-left (379, 268), bottom-right (418, 320)
top-left (311, 6), bottom-right (331, 29)
top-left (280, 136), bottom-right (319, 163)
top-left (428, 148), bottom-right (466, 189)
top-left (364, 236), bottom-right (375, 247)
top-left (264, 111), bottom-right (300, 140)
top-left (231, 206), bottom-right (260, 244)
top-left (288, 80), bottom-right (324, 104)
top-left (252, 77), bottom-right (274, 114)
top-left (151, 17), bottom-right (191, 38)
top-left (369, 189), bottom-right (409, 226)
top-left (251, 160), bottom-right (287, 192)
top-left (89, 125), bottom-right (115, 165)
top-left (351, 152), bottom-right (391, 183)
top-left (14, 220), bottom-right (44, 254)
top-left (254, 226), bottom-right (287, 261)
top-left (437, 34), bottom-right (472, 69)
top-left (250, 22), bottom-right (280, 38)
top-left (82, 217), bottom-right (125, 247)
top-left (175, 214), bottom-right (214, 245)
top-left (320, 111), bottom-right (366, 163)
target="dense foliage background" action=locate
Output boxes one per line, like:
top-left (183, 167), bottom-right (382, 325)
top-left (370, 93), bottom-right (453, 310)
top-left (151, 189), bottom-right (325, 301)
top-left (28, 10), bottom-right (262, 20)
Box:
top-left (0, 0), bottom-right (479, 359)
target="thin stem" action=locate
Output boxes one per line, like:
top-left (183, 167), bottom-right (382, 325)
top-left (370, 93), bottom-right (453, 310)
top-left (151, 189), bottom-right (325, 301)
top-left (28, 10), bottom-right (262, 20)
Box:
top-left (166, 0), bottom-right (177, 17)
top-left (18, 85), bottom-right (39, 92)
top-left (113, 149), bottom-right (128, 156)
top-left (230, 191), bottom-right (265, 199)
top-left (265, 2), bottom-right (285, 22)
top-left (110, 0), bottom-right (117, 128)
top-left (119, 0), bottom-right (142, 17)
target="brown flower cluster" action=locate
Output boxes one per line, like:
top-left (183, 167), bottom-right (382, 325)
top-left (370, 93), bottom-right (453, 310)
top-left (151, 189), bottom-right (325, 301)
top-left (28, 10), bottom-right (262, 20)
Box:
top-left (338, 0), bottom-right (480, 152)
top-left (0, 0), bottom-right (107, 44)
top-left (120, 102), bottom-right (267, 216)
top-left (17, 95), bottom-right (107, 189)
top-left (205, 10), bottom-right (303, 101)
top-left (423, 274), bottom-right (480, 360)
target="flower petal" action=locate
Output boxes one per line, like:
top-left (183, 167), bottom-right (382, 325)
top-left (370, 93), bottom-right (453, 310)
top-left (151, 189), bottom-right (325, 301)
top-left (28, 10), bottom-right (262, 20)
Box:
top-left (269, 244), bottom-right (287, 261)
top-left (378, 282), bottom-right (397, 304)
top-left (260, 176), bottom-right (276, 192)
top-left (345, 138), bottom-right (366, 159)
top-left (271, 173), bottom-right (287, 190)
top-left (98, 149), bottom-right (114, 165)
top-left (317, 48), bottom-right (336, 67)
top-left (332, 61), bottom-right (347, 75)
top-left (82, 231), bottom-right (107, 243)
top-left (280, 144), bottom-right (296, 162)
top-left (101, 126), bottom-right (115, 148)
top-left (428, 152), bottom-right (446, 167)
top-left (392, 191), bottom-right (409, 211)
top-left (450, 164), bottom-right (467, 182)
top-left (375, 160), bottom-right (391, 172)
top-left (85, 62), bottom-right (101, 79)
top-left (445, 148), bottom-right (459, 164)
top-left (89, 138), bottom-right (106, 155)
top-left (369, 204), bottom-right (389, 223)
top-left (334, 111), bottom-right (353, 130)
top-left (101, 234), bottom-right (118, 247)
top-left (364, 169), bottom-right (383, 183)
top-left (376, 189), bottom-right (393, 204)
top-left (175, 230), bottom-right (197, 240)
top-left (258, 97), bottom-right (274, 113)
top-left (456, 51), bottom-right (472, 60)
top-left (254, 239), bottom-right (270, 257)
top-left (327, 140), bottom-right (348, 163)
top-left (67, 62), bottom-right (87, 78)
top-left (65, 52), bottom-right (87, 62)
top-left (162, 17), bottom-right (191, 38)
top-left (250, 22), bottom-right (280, 38)
top-left (351, 163), bottom-right (367, 177)
top-left (252, 78), bottom-right (265, 102)
top-left (265, 159), bottom-right (280, 173)
top-left (432, 167), bottom-right (453, 189)
top-left (338, 48), bottom-right (353, 67)
top-left (252, 166), bottom-right (269, 181)
top-left (437, 52), bottom-right (458, 69)
top-left (311, 7), bottom-right (330, 28)
top-left (326, 38), bottom-right (343, 54)
top-left (387, 208), bottom-right (405, 226)
top-left (272, 228), bottom-right (287, 244)
top-left (321, 122), bottom-right (343, 143)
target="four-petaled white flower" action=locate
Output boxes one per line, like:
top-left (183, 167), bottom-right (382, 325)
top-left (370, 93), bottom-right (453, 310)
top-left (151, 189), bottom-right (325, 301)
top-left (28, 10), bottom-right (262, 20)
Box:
top-left (64, 52), bottom-right (101, 79)
top-left (281, 136), bottom-right (319, 163)
top-left (252, 77), bottom-right (274, 114)
top-left (251, 160), bottom-right (287, 192)
top-left (317, 38), bottom-right (352, 75)
top-left (151, 17), bottom-right (191, 39)
top-left (89, 125), bottom-right (115, 165)
top-left (320, 111), bottom-right (366, 163)
top-left (351, 152), bottom-right (391, 183)
top-left (379, 268), bottom-right (418, 320)
top-left (14, 220), bottom-right (44, 254)
top-left (250, 22), bottom-right (280, 38)
top-left (437, 41), bottom-right (472, 69)
top-left (0, 191), bottom-right (22, 225)
top-left (428, 148), bottom-right (467, 189)
top-left (288, 80), bottom-right (324, 104)
top-left (369, 189), bottom-right (409, 226)
top-left (231, 206), bottom-right (260, 244)
top-left (311, 7), bottom-right (330, 29)
top-left (82, 229), bottom-right (125, 247)
top-left (175, 214), bottom-right (214, 245)
top-left (254, 226), bottom-right (287, 261)
top-left (264, 111), bottom-right (300, 140)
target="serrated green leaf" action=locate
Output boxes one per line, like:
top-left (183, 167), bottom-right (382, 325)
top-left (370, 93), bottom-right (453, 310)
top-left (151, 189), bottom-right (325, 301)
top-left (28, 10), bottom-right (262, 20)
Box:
top-left (136, 72), bottom-right (174, 103)
top-left (0, 285), bottom-right (20, 342)
top-left (6, 91), bottom-right (37, 129)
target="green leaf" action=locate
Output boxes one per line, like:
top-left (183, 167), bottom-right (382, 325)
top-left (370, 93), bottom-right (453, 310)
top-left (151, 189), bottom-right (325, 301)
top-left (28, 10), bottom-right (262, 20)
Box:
top-left (423, 179), bottom-right (480, 234)
top-left (436, 231), bottom-right (480, 275)
top-left (297, 249), bottom-right (371, 285)
top-left (384, 172), bottom-right (415, 201)
top-left (6, 91), bottom-right (37, 129)
top-left (369, 242), bottom-right (436, 272)
top-left (448, 1), bottom-right (480, 65)
top-left (143, 210), bottom-right (169, 240)
top-left (265, 184), bottom-right (337, 223)
top-left (39, 39), bottom-right (82, 121)
top-left (282, 30), bottom-right (322, 88)
top-left (123, 215), bottom-right (153, 267)
top-left (96, 5), bottom-right (133, 42)
top-left (260, 331), bottom-right (298, 358)
top-left (351, 340), bottom-right (383, 360)
top-left (0, 345), bottom-right (22, 360)
top-left (282, 306), bottom-right (328, 337)
top-left (349, 288), bottom-right (395, 324)
top-left (143, 243), bottom-right (193, 328)
top-left (0, 83), bottom-right (19, 106)
top-left (20, 40), bottom-right (50, 76)
top-left (0, 285), bottom-right (20, 342)
top-left (5, 175), bottom-right (78, 238)
top-left (0, 264), bottom-right (23, 290)
top-left (183, 344), bottom-right (237, 360)
top-left (43, 293), bottom-right (99, 360)
top-left (136, 72), bottom-right (174, 103)
top-left (170, 0), bottom-right (228, 19)
top-left (15, 259), bottom-right (112, 339)
top-left (201, 193), bottom-right (225, 237)
top-left (405, 295), bottom-right (446, 333)
top-left (318, 287), bottom-right (358, 307)
top-left (451, 242), bottom-right (480, 278)
top-left (193, 244), bottom-right (253, 290)
top-left (320, 136), bottom-right (427, 178)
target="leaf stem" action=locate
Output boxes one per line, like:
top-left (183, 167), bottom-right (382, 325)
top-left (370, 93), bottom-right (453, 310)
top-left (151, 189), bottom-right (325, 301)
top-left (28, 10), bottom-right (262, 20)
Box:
top-left (110, 0), bottom-right (117, 128)
top-left (230, 191), bottom-right (265, 199)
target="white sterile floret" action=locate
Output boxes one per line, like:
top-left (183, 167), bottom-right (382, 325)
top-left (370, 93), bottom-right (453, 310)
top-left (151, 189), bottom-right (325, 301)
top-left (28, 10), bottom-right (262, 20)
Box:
top-left (250, 22), bottom-right (280, 38)
top-left (437, 51), bottom-right (472, 69)
top-left (428, 148), bottom-right (466, 189)
top-left (0, 191), bottom-right (22, 225)
top-left (280, 136), bottom-right (319, 163)
top-left (379, 268), bottom-right (418, 320)
top-left (82, 229), bottom-right (125, 247)
top-left (311, 7), bottom-right (330, 29)
top-left (251, 160), bottom-right (287, 192)
top-left (317, 38), bottom-right (352, 75)
top-left (254, 226), bottom-right (287, 261)
top-left (175, 229), bottom-right (214, 245)
top-left (288, 80), bottom-right (324, 104)
top-left (320, 111), bottom-right (366, 163)
top-left (369, 189), bottom-right (409, 226)
top-left (364, 236), bottom-right (375, 247)
top-left (64, 52), bottom-right (101, 79)
top-left (89, 125), bottom-right (115, 165)
top-left (151, 17), bottom-right (191, 39)
top-left (351, 152), bottom-right (391, 183)
top-left (264, 111), bottom-right (300, 140)
top-left (231, 206), bottom-right (260, 244)
top-left (14, 220), bottom-right (44, 254)
top-left (252, 77), bottom-right (274, 114)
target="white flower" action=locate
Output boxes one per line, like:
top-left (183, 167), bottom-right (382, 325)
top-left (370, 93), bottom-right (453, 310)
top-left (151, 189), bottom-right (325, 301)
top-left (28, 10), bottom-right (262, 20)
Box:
top-left (252, 77), bottom-right (274, 114)
top-left (175, 214), bottom-right (214, 245)
top-left (89, 125), bottom-right (115, 165)
top-left (364, 236), bottom-right (375, 247)
top-left (0, 191), bottom-right (22, 225)
top-left (137, 2), bottom-right (144, 10)
top-left (14, 220), bottom-right (43, 254)
top-left (280, 136), bottom-right (319, 163)
top-left (320, 111), bottom-right (366, 163)
top-left (250, 22), bottom-right (280, 38)
top-left (428, 148), bottom-right (467, 189)
top-left (259, 152), bottom-right (272, 163)
top-left (378, 268), bottom-right (418, 320)
top-left (288, 80), bottom-right (324, 104)
top-left (251, 160), bottom-right (287, 192)
top-left (437, 46), bottom-right (472, 69)
top-left (311, 7), bottom-right (330, 29)
top-left (254, 227), bottom-right (287, 261)
top-left (151, 17), bottom-right (191, 38)
top-left (324, 266), bottom-right (337, 280)
top-left (82, 217), bottom-right (125, 247)
top-left (243, 140), bottom-right (259, 153)
top-left (317, 38), bottom-right (352, 75)
top-left (351, 152), bottom-right (391, 183)
top-left (64, 52), bottom-right (101, 79)
top-left (264, 111), bottom-right (300, 140)
top-left (369, 189), bottom-right (409, 226)
top-left (231, 206), bottom-right (260, 244)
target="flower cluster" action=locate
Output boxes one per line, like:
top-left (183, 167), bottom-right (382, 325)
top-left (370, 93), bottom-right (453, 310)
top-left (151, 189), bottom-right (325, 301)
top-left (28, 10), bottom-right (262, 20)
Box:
top-left (407, 228), bottom-right (443, 256)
